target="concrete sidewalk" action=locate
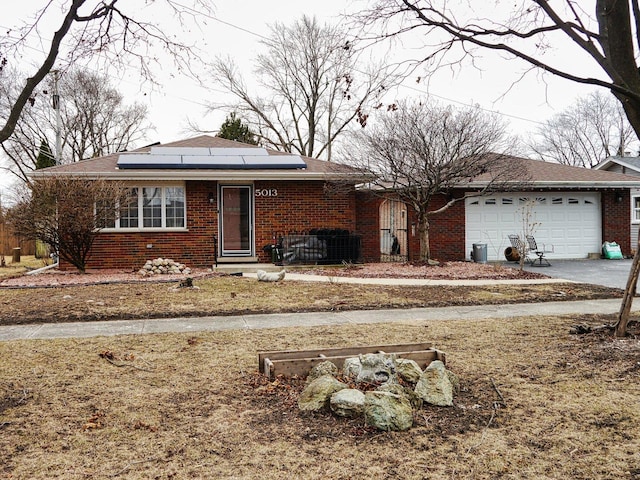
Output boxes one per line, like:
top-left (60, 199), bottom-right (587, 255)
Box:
top-left (0, 298), bottom-right (634, 342)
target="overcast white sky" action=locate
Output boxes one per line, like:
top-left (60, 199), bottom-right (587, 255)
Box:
top-left (0, 0), bottom-right (604, 195)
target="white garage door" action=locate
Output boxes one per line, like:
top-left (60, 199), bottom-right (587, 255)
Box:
top-left (465, 193), bottom-right (602, 261)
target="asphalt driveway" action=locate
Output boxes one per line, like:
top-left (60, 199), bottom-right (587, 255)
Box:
top-left (517, 258), bottom-right (633, 290)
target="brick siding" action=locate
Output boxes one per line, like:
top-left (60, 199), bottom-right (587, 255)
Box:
top-left (62, 180), bottom-right (357, 270)
top-left (355, 189), bottom-right (632, 262)
top-left (355, 191), bottom-right (465, 262)
top-left (602, 190), bottom-right (631, 254)
top-left (59, 182), bottom-right (632, 269)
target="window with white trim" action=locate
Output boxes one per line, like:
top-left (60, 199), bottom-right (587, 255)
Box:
top-left (101, 185), bottom-right (186, 230)
top-left (143, 187), bottom-right (162, 227)
top-left (165, 187), bottom-right (186, 228)
top-left (120, 188), bottom-right (139, 228)
top-left (633, 196), bottom-right (640, 223)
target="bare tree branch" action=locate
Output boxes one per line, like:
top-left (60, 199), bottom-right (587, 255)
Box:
top-left (0, 0), bottom-right (208, 145)
top-left (1, 68), bottom-right (150, 184)
top-left (7, 176), bottom-right (128, 272)
top-left (352, 0), bottom-right (640, 335)
top-left (208, 15), bottom-right (394, 160)
top-left (529, 90), bottom-right (637, 167)
top-left (343, 99), bottom-right (525, 262)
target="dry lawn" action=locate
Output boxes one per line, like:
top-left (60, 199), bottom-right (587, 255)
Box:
top-left (1, 314), bottom-right (639, 479)
top-left (0, 274), bottom-right (623, 326)
top-left (0, 255), bottom-right (48, 280)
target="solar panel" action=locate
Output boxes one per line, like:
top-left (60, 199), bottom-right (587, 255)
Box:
top-left (183, 155), bottom-right (246, 168)
top-left (209, 147), bottom-right (268, 156)
top-left (117, 147), bottom-right (306, 170)
top-left (150, 147), bottom-right (211, 156)
top-left (243, 155), bottom-right (307, 169)
top-left (117, 154), bottom-right (183, 169)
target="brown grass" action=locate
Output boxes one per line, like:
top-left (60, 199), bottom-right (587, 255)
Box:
top-left (0, 275), bottom-right (623, 326)
top-left (0, 255), bottom-right (49, 280)
top-left (1, 314), bottom-right (639, 479)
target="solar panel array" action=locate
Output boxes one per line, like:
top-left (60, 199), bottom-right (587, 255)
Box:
top-left (117, 147), bottom-right (307, 170)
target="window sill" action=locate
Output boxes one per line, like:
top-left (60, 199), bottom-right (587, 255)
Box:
top-left (99, 228), bottom-right (189, 233)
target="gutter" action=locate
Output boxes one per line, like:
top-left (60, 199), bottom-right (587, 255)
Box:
top-left (28, 170), bottom-right (362, 182)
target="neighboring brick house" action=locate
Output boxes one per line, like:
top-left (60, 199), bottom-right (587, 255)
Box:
top-left (594, 155), bottom-right (640, 249)
top-left (36, 135), bottom-right (640, 269)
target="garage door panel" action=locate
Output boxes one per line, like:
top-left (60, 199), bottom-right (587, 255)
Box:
top-left (566, 212), bottom-right (584, 222)
top-left (466, 192), bottom-right (601, 260)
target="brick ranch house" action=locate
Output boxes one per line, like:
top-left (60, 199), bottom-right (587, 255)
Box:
top-left (34, 135), bottom-right (640, 269)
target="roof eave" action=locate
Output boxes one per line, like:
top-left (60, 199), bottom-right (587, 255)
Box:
top-left (593, 156), bottom-right (640, 173)
top-left (29, 169), bottom-right (361, 182)
top-left (465, 180), bottom-right (640, 189)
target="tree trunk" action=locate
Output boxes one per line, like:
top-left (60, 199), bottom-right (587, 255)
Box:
top-left (418, 214), bottom-right (430, 261)
top-left (596, 1), bottom-right (640, 337)
top-left (615, 229), bottom-right (640, 336)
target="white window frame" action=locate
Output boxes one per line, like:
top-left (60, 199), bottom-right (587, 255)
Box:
top-left (633, 194), bottom-right (640, 224)
top-left (101, 183), bottom-right (187, 232)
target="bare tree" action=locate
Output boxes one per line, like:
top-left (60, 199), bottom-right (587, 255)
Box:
top-left (0, 0), bottom-right (207, 146)
top-left (354, 0), bottom-right (640, 335)
top-left (346, 99), bottom-right (520, 263)
top-left (2, 69), bottom-right (150, 183)
top-left (209, 15), bottom-right (391, 160)
top-left (7, 177), bottom-right (128, 273)
top-left (530, 91), bottom-right (637, 168)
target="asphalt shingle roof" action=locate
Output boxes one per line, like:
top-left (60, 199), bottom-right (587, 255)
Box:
top-left (34, 135), bottom-right (358, 180)
top-left (34, 138), bottom-right (640, 188)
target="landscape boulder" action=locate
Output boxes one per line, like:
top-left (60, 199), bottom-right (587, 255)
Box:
top-left (395, 358), bottom-right (424, 384)
top-left (364, 390), bottom-right (413, 431)
top-left (138, 258), bottom-right (191, 276)
top-left (414, 360), bottom-right (454, 407)
top-left (306, 361), bottom-right (339, 384)
top-left (377, 383), bottom-right (423, 411)
top-left (298, 374), bottom-right (347, 412)
top-left (330, 389), bottom-right (366, 418)
top-left (345, 353), bottom-right (398, 385)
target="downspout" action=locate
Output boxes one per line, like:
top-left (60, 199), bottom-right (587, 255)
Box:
top-left (25, 262), bottom-right (59, 275)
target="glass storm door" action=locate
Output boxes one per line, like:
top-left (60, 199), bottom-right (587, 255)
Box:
top-left (220, 185), bottom-right (253, 256)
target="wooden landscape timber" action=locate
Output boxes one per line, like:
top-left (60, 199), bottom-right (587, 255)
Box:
top-left (258, 343), bottom-right (446, 379)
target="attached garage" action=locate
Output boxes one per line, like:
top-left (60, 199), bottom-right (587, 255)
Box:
top-left (465, 192), bottom-right (602, 261)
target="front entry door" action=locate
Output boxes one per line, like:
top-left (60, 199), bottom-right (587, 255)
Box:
top-left (220, 185), bottom-right (253, 257)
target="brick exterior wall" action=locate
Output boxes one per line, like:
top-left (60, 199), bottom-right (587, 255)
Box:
top-left (355, 191), bottom-right (465, 262)
top-left (59, 183), bottom-right (631, 269)
top-left (76, 181), bottom-right (217, 270)
top-left (603, 190), bottom-right (631, 255)
top-left (253, 180), bottom-right (357, 258)
top-left (355, 191), bottom-right (381, 263)
top-left (62, 180), bottom-right (358, 270)
top-left (355, 189), bottom-right (632, 262)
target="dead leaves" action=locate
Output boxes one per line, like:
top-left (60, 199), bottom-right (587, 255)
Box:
top-left (98, 350), bottom-right (155, 372)
top-left (132, 420), bottom-right (158, 432)
top-left (83, 410), bottom-right (105, 430)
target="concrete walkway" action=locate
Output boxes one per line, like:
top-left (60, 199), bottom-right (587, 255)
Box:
top-left (248, 272), bottom-right (568, 286)
top-left (0, 298), bottom-right (634, 342)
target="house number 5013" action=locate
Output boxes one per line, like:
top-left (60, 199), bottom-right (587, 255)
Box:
top-left (255, 189), bottom-right (278, 197)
